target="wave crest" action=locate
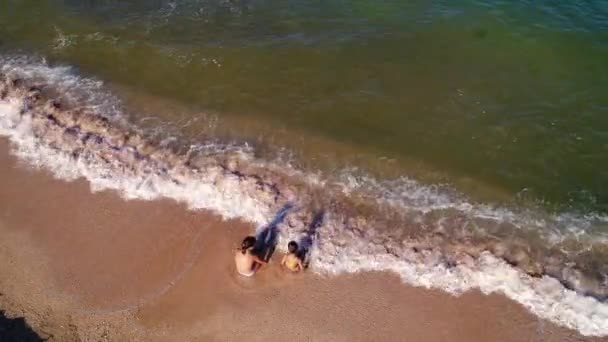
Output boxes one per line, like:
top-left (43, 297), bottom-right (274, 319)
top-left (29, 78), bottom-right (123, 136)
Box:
top-left (1, 56), bottom-right (607, 336)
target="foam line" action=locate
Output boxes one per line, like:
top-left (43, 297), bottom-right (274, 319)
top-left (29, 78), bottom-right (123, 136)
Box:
top-left (1, 56), bottom-right (608, 336)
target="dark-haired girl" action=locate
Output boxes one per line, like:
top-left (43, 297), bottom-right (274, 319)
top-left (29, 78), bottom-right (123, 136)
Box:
top-left (234, 236), bottom-right (267, 277)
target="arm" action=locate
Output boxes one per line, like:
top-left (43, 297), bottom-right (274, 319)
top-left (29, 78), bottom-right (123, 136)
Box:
top-left (253, 254), bottom-right (268, 265)
top-left (281, 255), bottom-right (287, 267)
top-left (297, 258), bottom-right (304, 271)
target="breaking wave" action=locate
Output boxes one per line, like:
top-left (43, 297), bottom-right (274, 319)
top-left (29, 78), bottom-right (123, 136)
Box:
top-left (1, 55), bottom-right (607, 336)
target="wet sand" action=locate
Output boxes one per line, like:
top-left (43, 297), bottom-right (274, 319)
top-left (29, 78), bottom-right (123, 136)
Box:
top-left (0, 138), bottom-right (602, 342)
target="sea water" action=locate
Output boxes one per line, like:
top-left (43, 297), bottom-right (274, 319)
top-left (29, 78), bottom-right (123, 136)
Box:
top-left (1, 0), bottom-right (608, 336)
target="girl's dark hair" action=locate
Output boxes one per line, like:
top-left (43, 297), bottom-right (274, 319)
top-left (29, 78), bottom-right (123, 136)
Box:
top-left (241, 236), bottom-right (256, 254)
top-left (288, 241), bottom-right (298, 254)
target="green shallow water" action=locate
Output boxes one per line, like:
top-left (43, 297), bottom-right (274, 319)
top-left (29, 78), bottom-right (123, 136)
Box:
top-left (1, 0), bottom-right (607, 213)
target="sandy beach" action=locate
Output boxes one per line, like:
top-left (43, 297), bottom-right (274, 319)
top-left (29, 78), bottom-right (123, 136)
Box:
top-left (3, 1), bottom-right (608, 340)
top-left (0, 138), bottom-right (602, 342)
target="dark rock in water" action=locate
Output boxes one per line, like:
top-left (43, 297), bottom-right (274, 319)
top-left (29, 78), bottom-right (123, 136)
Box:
top-left (61, 128), bottom-right (81, 146)
top-left (135, 140), bottom-right (157, 157)
top-left (0, 81), bottom-right (7, 100)
top-left (71, 148), bottom-right (83, 159)
top-left (105, 128), bottom-right (128, 147)
top-left (26, 90), bottom-right (41, 103)
top-left (49, 100), bottom-right (62, 110)
top-left (524, 262), bottom-right (544, 277)
top-left (44, 113), bottom-right (59, 125)
top-left (62, 110), bottom-right (80, 127)
top-left (76, 114), bottom-right (110, 135)
top-left (10, 78), bottom-right (23, 87)
top-left (561, 267), bottom-right (583, 290)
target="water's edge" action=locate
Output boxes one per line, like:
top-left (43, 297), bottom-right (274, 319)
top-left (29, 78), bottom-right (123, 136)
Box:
top-left (1, 58), bottom-right (607, 336)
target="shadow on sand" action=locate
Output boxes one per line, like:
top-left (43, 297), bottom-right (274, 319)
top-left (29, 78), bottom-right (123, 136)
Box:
top-left (254, 206), bottom-right (324, 267)
top-left (297, 211), bottom-right (324, 268)
top-left (0, 310), bottom-right (43, 342)
top-left (254, 204), bottom-right (293, 262)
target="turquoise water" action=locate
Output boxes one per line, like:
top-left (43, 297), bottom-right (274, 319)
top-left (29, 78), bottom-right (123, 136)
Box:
top-left (1, 0), bottom-right (607, 213)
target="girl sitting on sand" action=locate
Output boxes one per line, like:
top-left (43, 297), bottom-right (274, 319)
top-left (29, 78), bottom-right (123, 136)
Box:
top-left (235, 236), bottom-right (267, 277)
top-left (281, 241), bottom-right (304, 273)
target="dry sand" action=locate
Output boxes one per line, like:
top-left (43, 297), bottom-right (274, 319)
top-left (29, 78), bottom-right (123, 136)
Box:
top-left (0, 138), bottom-right (603, 341)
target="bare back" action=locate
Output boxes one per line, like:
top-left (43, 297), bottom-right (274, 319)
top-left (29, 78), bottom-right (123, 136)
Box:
top-left (234, 249), bottom-right (265, 276)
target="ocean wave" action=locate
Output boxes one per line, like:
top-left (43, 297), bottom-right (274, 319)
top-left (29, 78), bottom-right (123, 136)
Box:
top-left (1, 55), bottom-right (608, 336)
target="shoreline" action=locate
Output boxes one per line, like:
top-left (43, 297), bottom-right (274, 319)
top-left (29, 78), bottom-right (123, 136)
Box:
top-left (0, 60), bottom-right (608, 337)
top-left (0, 138), bottom-right (602, 341)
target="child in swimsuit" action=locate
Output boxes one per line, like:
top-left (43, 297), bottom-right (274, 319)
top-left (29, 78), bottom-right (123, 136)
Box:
top-left (235, 236), bottom-right (267, 277)
top-left (281, 241), bottom-right (304, 273)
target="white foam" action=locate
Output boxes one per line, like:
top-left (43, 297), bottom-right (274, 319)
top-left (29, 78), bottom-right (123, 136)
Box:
top-left (1, 58), bottom-right (608, 336)
top-left (311, 229), bottom-right (608, 336)
top-left (0, 97), bottom-right (272, 225)
top-left (334, 169), bottom-right (608, 245)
